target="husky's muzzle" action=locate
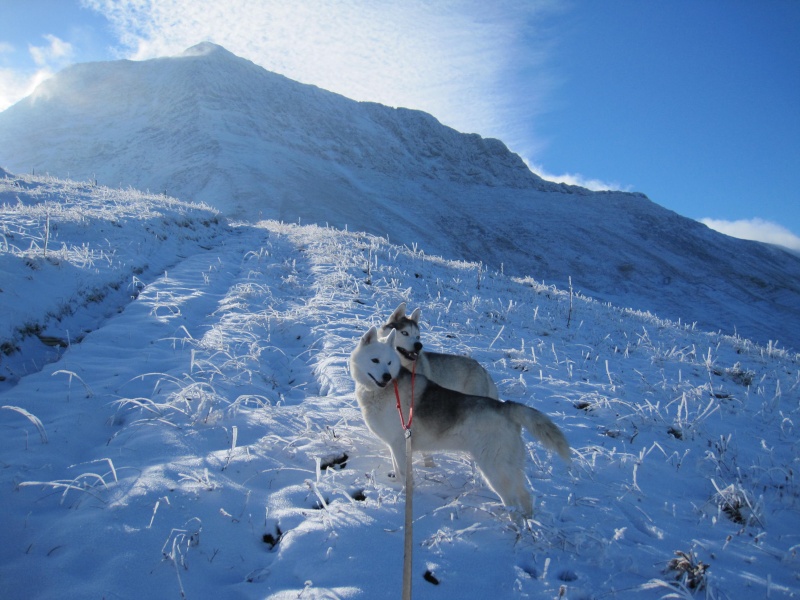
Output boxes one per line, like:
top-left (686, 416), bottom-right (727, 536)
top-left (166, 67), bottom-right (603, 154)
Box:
top-left (369, 372), bottom-right (393, 388)
top-left (397, 348), bottom-right (418, 361)
top-left (397, 342), bottom-right (422, 362)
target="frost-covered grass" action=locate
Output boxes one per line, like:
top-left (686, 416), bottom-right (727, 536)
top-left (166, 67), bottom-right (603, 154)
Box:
top-left (0, 174), bottom-right (798, 599)
top-left (0, 172), bottom-right (226, 390)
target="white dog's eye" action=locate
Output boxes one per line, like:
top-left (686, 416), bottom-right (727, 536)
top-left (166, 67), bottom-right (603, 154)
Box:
top-left (371, 358), bottom-right (379, 364)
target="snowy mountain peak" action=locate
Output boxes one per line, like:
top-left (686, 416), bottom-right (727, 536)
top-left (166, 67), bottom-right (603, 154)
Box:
top-left (0, 45), bottom-right (799, 349)
top-left (180, 41), bottom-right (233, 57)
top-left (0, 43), bottom-right (572, 207)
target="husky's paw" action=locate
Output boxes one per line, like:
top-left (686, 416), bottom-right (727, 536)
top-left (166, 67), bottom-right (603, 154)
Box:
top-left (502, 507), bottom-right (533, 531)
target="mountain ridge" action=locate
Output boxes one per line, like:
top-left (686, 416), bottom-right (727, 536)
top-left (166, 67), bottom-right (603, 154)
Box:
top-left (5, 42), bottom-right (572, 197)
top-left (0, 43), bottom-right (798, 350)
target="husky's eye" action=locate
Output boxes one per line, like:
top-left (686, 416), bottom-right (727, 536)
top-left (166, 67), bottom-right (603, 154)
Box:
top-left (401, 331), bottom-right (409, 336)
top-left (371, 358), bottom-right (380, 364)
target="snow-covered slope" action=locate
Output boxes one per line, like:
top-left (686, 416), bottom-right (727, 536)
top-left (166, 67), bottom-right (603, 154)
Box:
top-left (0, 169), bottom-right (227, 391)
top-left (1, 173), bottom-right (798, 599)
top-left (0, 44), bottom-right (799, 351)
top-left (0, 42), bottom-right (555, 212)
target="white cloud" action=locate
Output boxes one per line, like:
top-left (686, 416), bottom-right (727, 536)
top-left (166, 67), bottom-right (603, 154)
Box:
top-left (701, 217), bottom-right (800, 252)
top-left (0, 36), bottom-right (74, 111)
top-left (526, 160), bottom-right (629, 192)
top-left (0, 69), bottom-right (24, 110)
top-left (0, 67), bottom-right (55, 111)
top-left (82, 0), bottom-right (560, 148)
top-left (29, 35), bottom-right (73, 67)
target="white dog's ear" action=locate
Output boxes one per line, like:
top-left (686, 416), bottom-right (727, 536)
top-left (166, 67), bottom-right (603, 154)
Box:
top-left (388, 302), bottom-right (406, 322)
top-left (360, 327), bottom-right (379, 346)
top-left (384, 328), bottom-right (396, 345)
top-left (410, 308), bottom-right (421, 324)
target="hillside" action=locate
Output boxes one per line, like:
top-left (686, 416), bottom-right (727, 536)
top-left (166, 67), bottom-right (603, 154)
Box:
top-left (1, 172), bottom-right (799, 599)
top-left (1, 44), bottom-right (799, 350)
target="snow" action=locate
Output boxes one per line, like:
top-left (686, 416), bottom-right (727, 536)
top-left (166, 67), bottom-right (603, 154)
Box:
top-left (2, 44), bottom-right (800, 352)
top-left (1, 171), bottom-right (798, 599)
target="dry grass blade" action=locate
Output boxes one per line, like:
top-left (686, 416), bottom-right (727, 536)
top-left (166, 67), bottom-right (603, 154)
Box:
top-left (2, 405), bottom-right (48, 443)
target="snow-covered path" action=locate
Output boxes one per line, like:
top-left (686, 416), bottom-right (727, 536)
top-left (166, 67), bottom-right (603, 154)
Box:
top-left (2, 203), bottom-right (799, 599)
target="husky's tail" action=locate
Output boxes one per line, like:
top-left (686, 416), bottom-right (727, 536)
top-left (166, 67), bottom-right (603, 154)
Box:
top-left (506, 402), bottom-right (571, 463)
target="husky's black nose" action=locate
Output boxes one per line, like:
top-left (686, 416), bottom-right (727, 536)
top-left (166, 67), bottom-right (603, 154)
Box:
top-left (414, 342), bottom-right (423, 352)
top-left (382, 372), bottom-right (391, 383)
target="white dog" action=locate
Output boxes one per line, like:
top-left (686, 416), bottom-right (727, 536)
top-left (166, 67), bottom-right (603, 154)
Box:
top-left (380, 302), bottom-right (498, 398)
top-left (350, 327), bottom-right (570, 517)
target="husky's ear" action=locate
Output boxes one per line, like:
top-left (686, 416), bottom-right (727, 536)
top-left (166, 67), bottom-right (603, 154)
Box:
top-left (409, 307), bottom-right (421, 324)
top-left (388, 302), bottom-right (406, 323)
top-left (360, 327), bottom-right (379, 346)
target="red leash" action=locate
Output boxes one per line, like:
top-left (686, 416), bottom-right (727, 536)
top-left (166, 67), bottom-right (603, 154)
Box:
top-left (393, 361), bottom-right (415, 430)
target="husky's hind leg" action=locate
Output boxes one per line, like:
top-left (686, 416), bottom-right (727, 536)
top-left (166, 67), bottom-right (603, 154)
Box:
top-left (472, 436), bottom-right (533, 517)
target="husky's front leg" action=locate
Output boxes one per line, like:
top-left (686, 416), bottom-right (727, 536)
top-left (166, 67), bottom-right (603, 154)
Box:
top-left (386, 435), bottom-right (407, 482)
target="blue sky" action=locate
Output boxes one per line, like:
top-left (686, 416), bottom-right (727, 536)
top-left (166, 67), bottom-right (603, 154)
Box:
top-left (1, 0), bottom-right (798, 251)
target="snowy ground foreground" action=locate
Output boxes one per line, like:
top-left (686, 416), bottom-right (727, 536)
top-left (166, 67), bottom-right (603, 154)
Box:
top-left (1, 174), bottom-right (799, 599)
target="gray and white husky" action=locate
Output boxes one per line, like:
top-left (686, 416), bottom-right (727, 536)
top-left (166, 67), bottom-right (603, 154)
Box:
top-left (350, 327), bottom-right (571, 517)
top-left (380, 302), bottom-right (499, 399)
